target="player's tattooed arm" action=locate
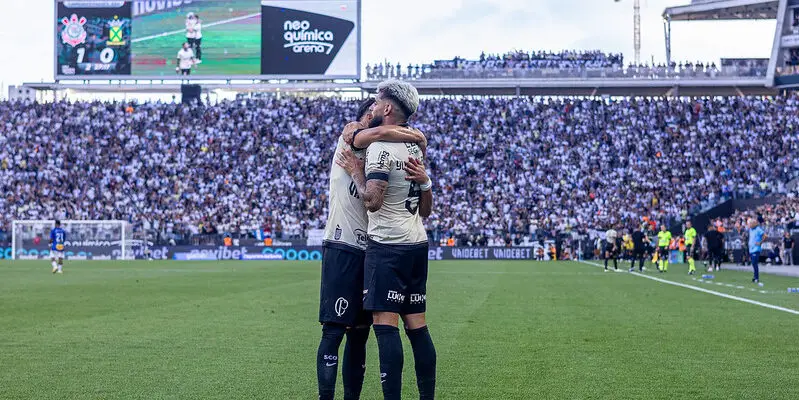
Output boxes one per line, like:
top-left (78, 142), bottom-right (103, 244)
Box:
top-left (349, 126), bottom-right (427, 152)
top-left (362, 179), bottom-right (388, 212)
top-left (405, 157), bottom-right (433, 218)
top-left (336, 148), bottom-right (388, 212)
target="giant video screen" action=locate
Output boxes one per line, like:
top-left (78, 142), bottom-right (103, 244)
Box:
top-left (55, 0), bottom-right (360, 79)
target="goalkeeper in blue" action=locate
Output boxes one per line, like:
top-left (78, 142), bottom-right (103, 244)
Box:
top-left (50, 220), bottom-right (66, 274)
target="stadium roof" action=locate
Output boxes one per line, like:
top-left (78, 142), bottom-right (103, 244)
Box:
top-left (663, 0), bottom-right (778, 21)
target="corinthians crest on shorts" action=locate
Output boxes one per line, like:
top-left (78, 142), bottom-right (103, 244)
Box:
top-left (61, 14), bottom-right (87, 47)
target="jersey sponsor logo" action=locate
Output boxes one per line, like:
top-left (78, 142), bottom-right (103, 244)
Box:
top-left (61, 14), bottom-right (87, 47)
top-left (349, 181), bottom-right (360, 199)
top-left (334, 297), bottom-right (349, 317)
top-left (334, 225), bottom-right (342, 240)
top-left (354, 229), bottom-right (368, 246)
top-left (410, 294), bottom-right (426, 304)
top-left (377, 151), bottom-right (390, 170)
top-left (387, 290), bottom-right (405, 303)
top-left (107, 17), bottom-right (126, 46)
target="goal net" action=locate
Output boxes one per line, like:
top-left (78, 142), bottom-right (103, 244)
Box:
top-left (11, 220), bottom-right (133, 260)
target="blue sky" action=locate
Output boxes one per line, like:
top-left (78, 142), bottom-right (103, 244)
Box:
top-left (0, 0), bottom-right (776, 89)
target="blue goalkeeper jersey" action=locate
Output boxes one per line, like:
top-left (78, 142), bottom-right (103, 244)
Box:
top-left (50, 227), bottom-right (66, 251)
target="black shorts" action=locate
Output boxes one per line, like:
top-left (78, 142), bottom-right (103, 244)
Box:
top-left (658, 246), bottom-right (669, 258)
top-left (187, 37), bottom-right (202, 47)
top-left (603, 242), bottom-right (617, 258)
top-left (180, 68), bottom-right (191, 75)
top-left (686, 244), bottom-right (698, 259)
top-left (363, 240), bottom-right (429, 315)
top-left (319, 243), bottom-right (371, 327)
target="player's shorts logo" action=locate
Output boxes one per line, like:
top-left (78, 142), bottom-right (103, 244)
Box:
top-left (107, 17), bottom-right (126, 46)
top-left (387, 290), bottom-right (405, 303)
top-left (61, 14), bottom-right (87, 48)
top-left (334, 297), bottom-right (349, 317)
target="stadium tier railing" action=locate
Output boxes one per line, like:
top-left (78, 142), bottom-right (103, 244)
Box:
top-left (366, 66), bottom-right (768, 81)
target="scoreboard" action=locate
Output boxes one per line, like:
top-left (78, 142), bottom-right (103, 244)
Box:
top-left (57, 1), bottom-right (132, 76)
top-left (55, 0), bottom-right (361, 80)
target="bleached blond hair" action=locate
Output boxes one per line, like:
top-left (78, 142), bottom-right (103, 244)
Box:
top-left (377, 79), bottom-right (419, 119)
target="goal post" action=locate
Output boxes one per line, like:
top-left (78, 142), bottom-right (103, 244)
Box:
top-left (11, 220), bottom-right (134, 261)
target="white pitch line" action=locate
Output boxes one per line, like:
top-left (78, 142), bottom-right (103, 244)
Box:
top-left (578, 260), bottom-right (799, 316)
top-left (132, 12), bottom-right (261, 43)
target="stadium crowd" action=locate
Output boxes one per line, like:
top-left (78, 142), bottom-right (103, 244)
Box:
top-left (1, 95), bottom-right (798, 245)
top-left (721, 189), bottom-right (799, 237)
top-left (365, 50), bottom-right (764, 80)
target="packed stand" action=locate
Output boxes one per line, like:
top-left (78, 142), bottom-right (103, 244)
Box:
top-left (367, 50), bottom-right (623, 80)
top-left (366, 50), bottom-right (764, 80)
top-left (1, 95), bottom-right (798, 246)
top-left (719, 189), bottom-right (799, 265)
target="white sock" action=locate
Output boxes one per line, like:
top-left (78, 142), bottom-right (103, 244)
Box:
top-left (57, 263), bottom-right (63, 272)
top-left (51, 261), bottom-right (57, 270)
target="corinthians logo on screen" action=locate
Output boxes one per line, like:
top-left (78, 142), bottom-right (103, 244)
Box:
top-left (261, 4), bottom-right (355, 75)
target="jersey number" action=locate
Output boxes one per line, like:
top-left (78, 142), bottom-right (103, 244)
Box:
top-left (405, 182), bottom-right (421, 215)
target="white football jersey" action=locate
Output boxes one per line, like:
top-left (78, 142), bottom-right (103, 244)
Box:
top-left (323, 136), bottom-right (369, 251)
top-left (364, 141), bottom-right (428, 245)
top-left (177, 48), bottom-right (194, 69)
top-left (185, 19), bottom-right (197, 39)
top-left (605, 229), bottom-right (618, 244)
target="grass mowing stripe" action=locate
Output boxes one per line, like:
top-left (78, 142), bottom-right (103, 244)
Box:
top-left (578, 260), bottom-right (799, 315)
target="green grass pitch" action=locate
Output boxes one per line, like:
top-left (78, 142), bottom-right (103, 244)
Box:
top-left (1, 260), bottom-right (798, 399)
top-left (132, 0), bottom-right (261, 76)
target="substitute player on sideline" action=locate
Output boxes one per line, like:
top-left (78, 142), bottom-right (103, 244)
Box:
top-left (49, 220), bottom-right (66, 274)
top-left (341, 80), bottom-right (436, 400)
top-left (603, 225), bottom-right (619, 272)
top-left (317, 98), bottom-right (425, 400)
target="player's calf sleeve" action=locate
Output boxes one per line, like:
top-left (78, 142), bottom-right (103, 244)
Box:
top-left (317, 324), bottom-right (346, 400)
top-left (373, 324), bottom-right (403, 400)
top-left (343, 327), bottom-right (369, 400)
top-left (406, 326), bottom-right (437, 400)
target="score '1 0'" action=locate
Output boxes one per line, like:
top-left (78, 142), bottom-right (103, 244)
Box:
top-left (76, 47), bottom-right (115, 64)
